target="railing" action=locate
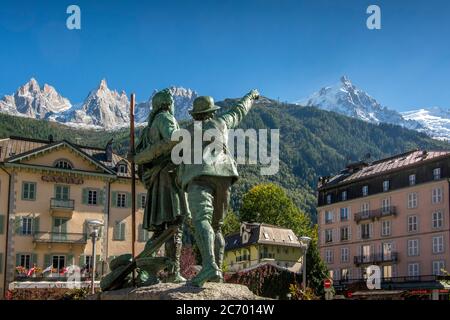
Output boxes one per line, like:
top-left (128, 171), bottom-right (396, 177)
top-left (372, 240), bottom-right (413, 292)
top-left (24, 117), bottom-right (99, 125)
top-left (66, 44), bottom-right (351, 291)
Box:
top-left (354, 252), bottom-right (399, 265)
top-left (50, 198), bottom-right (75, 210)
top-left (14, 275), bottom-right (92, 282)
top-left (259, 253), bottom-right (275, 259)
top-left (354, 206), bottom-right (396, 223)
top-left (236, 254), bottom-right (250, 262)
top-left (334, 275), bottom-right (450, 287)
top-left (33, 232), bottom-right (87, 244)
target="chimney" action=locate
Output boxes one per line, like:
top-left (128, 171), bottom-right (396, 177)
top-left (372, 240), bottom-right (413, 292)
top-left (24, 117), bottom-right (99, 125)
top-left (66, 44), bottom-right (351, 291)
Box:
top-left (106, 139), bottom-right (113, 162)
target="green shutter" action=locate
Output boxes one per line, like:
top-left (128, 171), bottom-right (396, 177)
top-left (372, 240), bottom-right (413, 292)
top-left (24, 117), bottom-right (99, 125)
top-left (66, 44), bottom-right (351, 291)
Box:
top-left (138, 224), bottom-right (143, 242)
top-left (62, 219), bottom-right (68, 234)
top-left (0, 215), bottom-right (4, 235)
top-left (32, 254), bottom-right (38, 266)
top-left (82, 188), bottom-right (89, 205)
top-left (16, 254), bottom-right (20, 267)
top-left (126, 192), bottom-right (132, 208)
top-left (30, 183), bottom-right (36, 200)
top-left (0, 253), bottom-right (3, 273)
top-left (111, 191), bottom-right (117, 208)
top-left (79, 255), bottom-right (85, 267)
top-left (99, 189), bottom-right (105, 206)
top-left (120, 222), bottom-right (126, 241)
top-left (21, 182), bottom-right (28, 200)
top-left (67, 254), bottom-right (74, 266)
top-left (15, 216), bottom-right (22, 235)
top-left (44, 255), bottom-right (51, 268)
top-left (33, 217), bottom-right (40, 235)
top-left (113, 222), bottom-right (119, 240)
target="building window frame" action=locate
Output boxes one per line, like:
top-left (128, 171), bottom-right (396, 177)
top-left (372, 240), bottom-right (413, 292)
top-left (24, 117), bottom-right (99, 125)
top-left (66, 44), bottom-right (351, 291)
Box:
top-left (381, 220), bottom-right (391, 236)
top-left (382, 180), bottom-right (390, 192)
top-left (340, 247), bottom-right (349, 263)
top-left (21, 182), bottom-right (36, 201)
top-left (326, 194), bottom-right (332, 205)
top-left (54, 159), bottom-right (73, 170)
top-left (325, 250), bottom-right (333, 264)
top-left (432, 211), bottom-right (443, 229)
top-left (341, 191), bottom-right (347, 201)
top-left (88, 189), bottom-right (98, 205)
top-left (407, 215), bottom-right (419, 233)
top-left (362, 185), bottom-right (369, 197)
top-left (407, 192), bottom-right (418, 209)
top-left (409, 174), bottom-right (416, 186)
top-left (20, 217), bottom-right (33, 236)
top-left (340, 208), bottom-right (349, 221)
top-left (432, 260), bottom-right (445, 276)
top-left (433, 167), bottom-right (441, 180)
top-left (407, 239), bottom-right (420, 257)
top-left (325, 229), bottom-right (333, 243)
top-left (432, 235), bottom-right (444, 254)
top-left (408, 263), bottom-right (420, 278)
top-left (432, 187), bottom-right (443, 204)
top-left (116, 192), bottom-right (127, 208)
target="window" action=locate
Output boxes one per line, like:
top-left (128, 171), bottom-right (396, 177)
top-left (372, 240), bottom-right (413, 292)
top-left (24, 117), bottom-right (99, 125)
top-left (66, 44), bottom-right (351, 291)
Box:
top-left (326, 194), bottom-right (332, 204)
top-left (407, 193), bottom-right (418, 209)
top-left (325, 229), bottom-right (333, 243)
top-left (54, 159), bottom-right (73, 170)
top-left (340, 226), bottom-right (349, 241)
top-left (325, 211), bottom-right (334, 224)
top-left (118, 164), bottom-right (128, 174)
top-left (113, 221), bottom-right (126, 241)
top-left (361, 203), bottom-right (370, 214)
top-left (88, 190), bottom-right (98, 205)
top-left (381, 220), bottom-right (391, 236)
top-left (341, 268), bottom-right (349, 281)
top-left (408, 263), bottom-right (420, 278)
top-left (20, 217), bottom-right (33, 235)
top-left (340, 208), bottom-right (349, 221)
top-left (52, 255), bottom-right (66, 272)
top-left (329, 270), bottom-right (334, 279)
top-left (140, 194), bottom-right (146, 209)
top-left (432, 261), bottom-right (445, 276)
top-left (409, 174), bottom-right (416, 186)
top-left (383, 180), bottom-right (390, 192)
top-left (362, 185), bottom-right (369, 197)
top-left (382, 242), bottom-right (393, 260)
top-left (325, 250), bottom-right (333, 264)
top-left (432, 211), bottom-right (443, 229)
top-left (381, 198), bottom-right (390, 213)
top-left (341, 248), bottom-right (349, 263)
top-left (432, 187), bottom-right (443, 204)
top-left (22, 182), bottom-right (36, 200)
top-left (116, 193), bottom-right (126, 208)
top-left (19, 254), bottom-right (31, 269)
top-left (361, 223), bottom-right (371, 239)
top-left (383, 265), bottom-right (393, 279)
top-left (408, 215), bottom-right (418, 232)
top-left (55, 185), bottom-right (70, 201)
top-left (84, 255), bottom-right (93, 270)
top-left (432, 236), bottom-right (444, 254)
top-left (408, 239), bottom-right (419, 256)
top-left (362, 245), bottom-right (371, 262)
top-left (341, 191), bottom-right (347, 201)
top-left (433, 168), bottom-right (441, 180)
top-left (263, 232), bottom-right (269, 240)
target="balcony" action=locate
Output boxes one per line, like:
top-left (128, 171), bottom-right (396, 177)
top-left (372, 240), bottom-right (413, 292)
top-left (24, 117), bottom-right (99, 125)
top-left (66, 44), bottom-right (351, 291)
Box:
top-left (354, 206), bottom-right (396, 223)
top-left (33, 232), bottom-right (87, 246)
top-left (354, 252), bottom-right (399, 266)
top-left (259, 252), bottom-right (275, 260)
top-left (50, 198), bottom-right (75, 217)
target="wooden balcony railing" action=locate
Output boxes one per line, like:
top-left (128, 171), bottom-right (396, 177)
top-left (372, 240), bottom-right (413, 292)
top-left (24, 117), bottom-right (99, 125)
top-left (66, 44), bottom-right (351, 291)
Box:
top-left (354, 206), bottom-right (397, 223)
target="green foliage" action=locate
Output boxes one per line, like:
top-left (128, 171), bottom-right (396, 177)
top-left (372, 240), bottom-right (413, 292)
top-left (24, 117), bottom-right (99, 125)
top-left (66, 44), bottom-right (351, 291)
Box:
top-left (222, 211), bottom-right (241, 236)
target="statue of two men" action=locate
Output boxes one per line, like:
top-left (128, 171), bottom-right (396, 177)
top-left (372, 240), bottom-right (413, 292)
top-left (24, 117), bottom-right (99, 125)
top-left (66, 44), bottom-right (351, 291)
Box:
top-left (133, 88), bottom-right (260, 287)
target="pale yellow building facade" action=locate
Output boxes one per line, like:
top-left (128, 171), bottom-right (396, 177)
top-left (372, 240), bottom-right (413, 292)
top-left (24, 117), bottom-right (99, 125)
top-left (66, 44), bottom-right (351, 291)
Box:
top-left (0, 136), bottom-right (150, 297)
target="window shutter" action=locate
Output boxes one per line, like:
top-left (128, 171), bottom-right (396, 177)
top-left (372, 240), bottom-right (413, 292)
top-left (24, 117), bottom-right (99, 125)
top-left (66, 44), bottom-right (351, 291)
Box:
top-left (348, 208), bottom-right (352, 221)
top-left (33, 217), bottom-right (40, 235)
top-left (357, 225), bottom-right (361, 240)
top-left (67, 254), bottom-right (74, 266)
top-left (332, 229), bottom-right (337, 242)
top-left (0, 215), bottom-right (4, 235)
top-left (44, 255), bottom-right (51, 268)
top-left (357, 246), bottom-right (362, 257)
top-left (113, 222), bottom-right (119, 240)
top-left (0, 253), bottom-right (3, 273)
top-left (111, 192), bottom-right (117, 208)
top-left (30, 183), bottom-right (36, 200)
top-left (82, 189), bottom-right (88, 205)
top-left (120, 223), bottom-right (126, 240)
top-left (321, 211), bottom-right (325, 225)
top-left (16, 254), bottom-right (20, 267)
top-left (15, 216), bottom-right (22, 235)
top-left (348, 226), bottom-right (352, 240)
top-left (99, 189), bottom-right (105, 206)
top-left (138, 224), bottom-right (143, 242)
top-left (337, 209), bottom-right (340, 222)
top-left (126, 192), bottom-right (132, 208)
top-left (79, 255), bottom-right (85, 267)
top-left (369, 223), bottom-right (374, 238)
top-left (321, 230), bottom-right (325, 245)
top-left (62, 220), bottom-right (67, 234)
top-left (32, 254), bottom-right (38, 266)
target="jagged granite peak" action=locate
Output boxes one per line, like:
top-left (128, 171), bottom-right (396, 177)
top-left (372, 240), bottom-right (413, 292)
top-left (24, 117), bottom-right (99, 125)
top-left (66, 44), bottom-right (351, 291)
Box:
top-left (0, 78), bottom-right (72, 119)
top-left (297, 76), bottom-right (422, 130)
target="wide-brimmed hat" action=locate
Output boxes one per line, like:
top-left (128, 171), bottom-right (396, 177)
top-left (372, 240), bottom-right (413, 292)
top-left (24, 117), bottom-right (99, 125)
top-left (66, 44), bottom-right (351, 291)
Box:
top-left (189, 96), bottom-right (221, 115)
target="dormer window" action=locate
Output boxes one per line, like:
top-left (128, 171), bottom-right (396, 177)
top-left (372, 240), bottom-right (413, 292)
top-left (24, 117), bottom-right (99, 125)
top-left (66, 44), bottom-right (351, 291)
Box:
top-left (433, 168), bottom-right (441, 180)
top-left (326, 194), bottom-right (332, 204)
top-left (54, 159), bottom-right (73, 170)
top-left (118, 164), bottom-right (128, 174)
top-left (341, 191), bottom-right (347, 201)
top-left (362, 185), bottom-right (369, 197)
top-left (383, 180), bottom-right (390, 192)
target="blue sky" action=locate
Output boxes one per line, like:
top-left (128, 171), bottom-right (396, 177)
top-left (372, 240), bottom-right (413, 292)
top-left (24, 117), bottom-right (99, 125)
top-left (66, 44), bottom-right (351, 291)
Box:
top-left (0, 0), bottom-right (449, 111)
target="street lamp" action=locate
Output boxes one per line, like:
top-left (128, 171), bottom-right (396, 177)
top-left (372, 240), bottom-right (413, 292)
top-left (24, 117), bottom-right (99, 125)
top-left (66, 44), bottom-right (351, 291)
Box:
top-left (299, 236), bottom-right (312, 290)
top-left (87, 219), bottom-right (104, 294)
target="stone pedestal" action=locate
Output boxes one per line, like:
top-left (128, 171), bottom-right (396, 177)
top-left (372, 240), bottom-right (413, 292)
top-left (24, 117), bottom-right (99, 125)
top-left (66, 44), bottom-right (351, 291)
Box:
top-left (89, 282), bottom-right (264, 300)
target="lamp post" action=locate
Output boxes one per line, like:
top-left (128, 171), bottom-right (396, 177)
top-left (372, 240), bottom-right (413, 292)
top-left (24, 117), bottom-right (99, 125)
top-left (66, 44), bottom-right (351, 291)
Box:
top-left (299, 236), bottom-right (312, 290)
top-left (87, 220), bottom-right (104, 295)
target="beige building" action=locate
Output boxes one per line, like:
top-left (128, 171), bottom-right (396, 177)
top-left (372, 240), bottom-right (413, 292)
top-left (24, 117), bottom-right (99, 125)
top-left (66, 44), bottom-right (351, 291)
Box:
top-left (0, 136), bottom-right (151, 297)
top-left (224, 222), bottom-right (304, 273)
top-left (317, 150), bottom-right (450, 299)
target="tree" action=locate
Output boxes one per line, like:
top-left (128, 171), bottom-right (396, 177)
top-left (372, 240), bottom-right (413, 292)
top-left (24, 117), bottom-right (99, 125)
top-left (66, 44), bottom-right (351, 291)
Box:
top-left (239, 183), bottom-right (328, 296)
top-left (222, 211), bottom-right (241, 236)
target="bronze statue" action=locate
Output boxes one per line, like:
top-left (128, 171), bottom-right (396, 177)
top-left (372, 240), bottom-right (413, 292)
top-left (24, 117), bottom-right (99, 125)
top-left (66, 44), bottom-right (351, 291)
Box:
top-left (177, 89), bottom-right (260, 287)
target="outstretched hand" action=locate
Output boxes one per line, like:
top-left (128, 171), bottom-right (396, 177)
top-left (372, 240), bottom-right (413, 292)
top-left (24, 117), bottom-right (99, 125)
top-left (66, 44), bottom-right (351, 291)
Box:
top-left (249, 89), bottom-right (260, 100)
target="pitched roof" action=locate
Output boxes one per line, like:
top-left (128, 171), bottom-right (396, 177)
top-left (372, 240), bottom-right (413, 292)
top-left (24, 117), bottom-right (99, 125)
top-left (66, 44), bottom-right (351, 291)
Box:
top-left (318, 150), bottom-right (450, 190)
top-left (0, 136), bottom-right (133, 178)
top-left (225, 222), bottom-right (302, 251)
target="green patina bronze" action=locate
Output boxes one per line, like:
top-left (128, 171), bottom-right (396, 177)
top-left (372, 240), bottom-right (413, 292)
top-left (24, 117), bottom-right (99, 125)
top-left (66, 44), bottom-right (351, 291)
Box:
top-left (178, 89), bottom-right (260, 287)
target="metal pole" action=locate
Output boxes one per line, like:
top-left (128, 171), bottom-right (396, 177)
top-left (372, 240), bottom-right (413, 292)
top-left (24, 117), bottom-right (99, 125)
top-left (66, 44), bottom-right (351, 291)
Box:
top-left (130, 93), bottom-right (136, 284)
top-left (303, 248), bottom-right (307, 289)
top-left (91, 233), bottom-right (96, 295)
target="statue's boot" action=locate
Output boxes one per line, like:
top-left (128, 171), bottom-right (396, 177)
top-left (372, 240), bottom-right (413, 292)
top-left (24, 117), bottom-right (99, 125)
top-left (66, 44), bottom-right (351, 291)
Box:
top-left (213, 230), bottom-right (225, 283)
top-left (166, 226), bottom-right (186, 283)
top-left (190, 221), bottom-right (222, 287)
